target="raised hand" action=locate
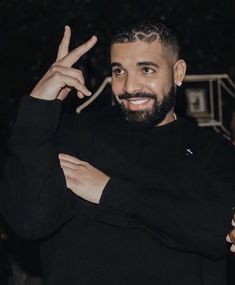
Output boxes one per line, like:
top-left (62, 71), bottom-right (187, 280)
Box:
top-left (30, 26), bottom-right (97, 101)
top-left (59, 153), bottom-right (110, 204)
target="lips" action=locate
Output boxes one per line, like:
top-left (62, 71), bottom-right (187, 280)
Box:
top-left (122, 97), bottom-right (153, 111)
top-left (127, 98), bottom-right (149, 105)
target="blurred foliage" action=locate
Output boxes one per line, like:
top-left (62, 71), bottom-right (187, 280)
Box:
top-left (0, 0), bottom-right (235, 145)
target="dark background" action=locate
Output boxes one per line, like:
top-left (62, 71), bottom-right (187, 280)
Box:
top-left (1, 0), bottom-right (235, 145)
top-left (0, 0), bottom-right (235, 283)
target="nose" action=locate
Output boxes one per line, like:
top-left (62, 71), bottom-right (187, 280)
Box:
top-left (123, 74), bottom-right (143, 94)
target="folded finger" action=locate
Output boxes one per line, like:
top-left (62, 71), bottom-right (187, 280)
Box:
top-left (60, 159), bottom-right (79, 170)
top-left (50, 65), bottom-right (85, 84)
top-left (229, 228), bottom-right (235, 241)
top-left (231, 244), bottom-right (235, 252)
top-left (77, 91), bottom-right (84, 99)
top-left (60, 165), bottom-right (78, 180)
top-left (232, 219), bottom-right (235, 227)
top-left (59, 153), bottom-right (87, 165)
top-left (226, 234), bottom-right (233, 243)
top-left (50, 72), bottom-right (91, 96)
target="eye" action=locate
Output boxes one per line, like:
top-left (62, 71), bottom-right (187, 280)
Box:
top-left (112, 68), bottom-right (125, 77)
top-left (142, 67), bottom-right (154, 74)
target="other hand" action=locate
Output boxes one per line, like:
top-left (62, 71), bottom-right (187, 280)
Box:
top-left (59, 153), bottom-right (110, 204)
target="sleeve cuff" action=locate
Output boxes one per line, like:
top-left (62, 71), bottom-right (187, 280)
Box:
top-left (16, 96), bottom-right (62, 132)
top-left (98, 176), bottom-right (139, 227)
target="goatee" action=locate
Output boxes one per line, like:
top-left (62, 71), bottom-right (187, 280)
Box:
top-left (114, 86), bottom-right (176, 129)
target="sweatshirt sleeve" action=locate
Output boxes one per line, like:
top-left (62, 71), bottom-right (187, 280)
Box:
top-left (98, 139), bottom-right (235, 260)
top-left (0, 96), bottom-right (76, 239)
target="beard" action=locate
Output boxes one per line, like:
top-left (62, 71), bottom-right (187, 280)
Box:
top-left (114, 86), bottom-right (176, 129)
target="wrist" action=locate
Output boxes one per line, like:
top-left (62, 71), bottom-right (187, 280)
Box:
top-left (15, 96), bottom-right (62, 131)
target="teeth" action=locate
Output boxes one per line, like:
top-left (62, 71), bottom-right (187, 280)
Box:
top-left (128, 99), bottom-right (148, 105)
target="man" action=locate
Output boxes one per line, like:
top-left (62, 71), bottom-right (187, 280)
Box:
top-left (1, 20), bottom-right (235, 285)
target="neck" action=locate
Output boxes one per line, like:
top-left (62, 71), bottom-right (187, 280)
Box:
top-left (156, 110), bottom-right (176, 127)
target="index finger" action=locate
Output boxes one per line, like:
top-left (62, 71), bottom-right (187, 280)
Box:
top-left (60, 35), bottom-right (97, 67)
top-left (59, 153), bottom-right (86, 165)
top-left (56, 25), bottom-right (71, 61)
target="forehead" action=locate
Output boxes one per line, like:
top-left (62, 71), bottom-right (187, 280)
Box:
top-left (110, 40), bottom-right (168, 65)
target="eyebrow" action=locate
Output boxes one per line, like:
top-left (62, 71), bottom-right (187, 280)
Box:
top-left (111, 62), bottom-right (122, 68)
top-left (111, 61), bottom-right (159, 68)
top-left (137, 61), bottom-right (159, 68)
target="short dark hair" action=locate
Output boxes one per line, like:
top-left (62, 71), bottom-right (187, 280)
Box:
top-left (111, 19), bottom-right (180, 59)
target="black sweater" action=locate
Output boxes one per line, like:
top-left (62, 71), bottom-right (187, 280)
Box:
top-left (1, 96), bottom-right (235, 285)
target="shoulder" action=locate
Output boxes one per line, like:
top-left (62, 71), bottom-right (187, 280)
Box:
top-left (179, 117), bottom-right (235, 164)
top-left (56, 105), bottom-right (119, 140)
top-left (180, 117), bottom-right (229, 146)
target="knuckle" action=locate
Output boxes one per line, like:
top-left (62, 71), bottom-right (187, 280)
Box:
top-left (77, 69), bottom-right (82, 76)
top-left (50, 65), bottom-right (60, 73)
top-left (52, 71), bottom-right (62, 80)
top-left (76, 80), bottom-right (83, 88)
top-left (55, 58), bottom-right (63, 65)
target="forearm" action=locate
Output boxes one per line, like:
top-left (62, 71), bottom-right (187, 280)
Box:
top-left (1, 96), bottom-right (74, 239)
top-left (98, 174), bottom-right (234, 260)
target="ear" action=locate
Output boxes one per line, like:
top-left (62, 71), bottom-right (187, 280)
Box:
top-left (173, 59), bottom-right (187, 87)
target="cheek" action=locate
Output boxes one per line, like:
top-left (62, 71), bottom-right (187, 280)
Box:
top-left (111, 78), bottom-right (123, 96)
top-left (147, 80), bottom-right (160, 90)
top-left (145, 76), bottom-right (173, 98)
top-left (144, 80), bottom-right (163, 97)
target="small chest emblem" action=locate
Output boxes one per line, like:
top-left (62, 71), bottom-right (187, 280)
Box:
top-left (186, 148), bottom-right (194, 156)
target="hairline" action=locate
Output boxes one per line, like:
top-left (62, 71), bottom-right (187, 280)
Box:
top-left (110, 38), bottom-right (179, 63)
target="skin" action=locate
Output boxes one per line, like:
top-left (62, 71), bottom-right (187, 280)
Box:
top-left (111, 40), bottom-right (186, 126)
top-left (226, 217), bottom-right (235, 252)
top-left (59, 153), bottom-right (109, 204)
top-left (30, 26), bottom-right (110, 204)
top-left (29, 26), bottom-right (235, 251)
top-left (30, 25), bottom-right (97, 101)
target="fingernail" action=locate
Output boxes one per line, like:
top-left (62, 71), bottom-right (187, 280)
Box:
top-left (90, 35), bottom-right (97, 41)
top-left (64, 25), bottom-right (70, 34)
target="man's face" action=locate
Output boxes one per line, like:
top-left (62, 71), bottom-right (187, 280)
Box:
top-left (111, 39), bottom-right (176, 127)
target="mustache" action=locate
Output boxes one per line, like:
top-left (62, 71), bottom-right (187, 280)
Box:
top-left (118, 92), bottom-right (156, 100)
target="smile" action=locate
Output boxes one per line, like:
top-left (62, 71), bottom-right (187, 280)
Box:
top-left (127, 98), bottom-right (149, 105)
top-left (121, 97), bottom-right (153, 111)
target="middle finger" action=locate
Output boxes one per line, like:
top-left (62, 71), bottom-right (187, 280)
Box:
top-left (60, 35), bottom-right (97, 67)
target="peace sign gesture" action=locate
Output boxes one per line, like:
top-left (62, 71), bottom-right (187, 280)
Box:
top-left (30, 26), bottom-right (97, 101)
